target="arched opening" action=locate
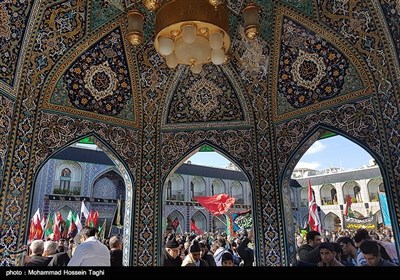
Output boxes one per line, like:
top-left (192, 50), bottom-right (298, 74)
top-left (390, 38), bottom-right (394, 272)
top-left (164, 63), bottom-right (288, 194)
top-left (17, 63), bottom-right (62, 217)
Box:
top-left (323, 212), bottom-right (341, 232)
top-left (164, 174), bottom-right (184, 201)
top-left (190, 176), bottom-right (206, 201)
top-left (368, 178), bottom-right (382, 202)
top-left (165, 210), bottom-right (184, 235)
top-left (343, 181), bottom-right (362, 203)
top-left (283, 128), bottom-right (397, 266)
top-left (59, 168), bottom-right (72, 192)
top-left (93, 170), bottom-right (125, 200)
top-left (53, 163), bottom-right (82, 196)
top-left (160, 143), bottom-right (254, 265)
top-left (191, 211), bottom-right (207, 234)
top-left (320, 184), bottom-right (336, 205)
top-left (211, 179), bottom-right (225, 196)
top-left (300, 188), bottom-right (307, 207)
top-left (231, 181), bottom-right (244, 204)
top-left (30, 135), bottom-right (134, 265)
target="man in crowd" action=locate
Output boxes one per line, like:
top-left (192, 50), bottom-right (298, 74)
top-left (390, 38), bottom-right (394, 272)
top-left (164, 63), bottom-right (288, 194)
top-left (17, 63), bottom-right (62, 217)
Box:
top-left (297, 230), bottom-right (322, 266)
top-left (360, 240), bottom-right (398, 267)
top-left (109, 235), bottom-right (123, 266)
top-left (317, 242), bottom-right (344, 267)
top-left (67, 226), bottom-right (110, 266)
top-left (162, 233), bottom-right (182, 266)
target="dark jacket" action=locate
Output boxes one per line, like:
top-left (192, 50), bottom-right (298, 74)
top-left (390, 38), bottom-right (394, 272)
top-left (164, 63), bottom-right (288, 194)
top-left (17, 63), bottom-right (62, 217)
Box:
top-left (162, 248), bottom-right (182, 267)
top-left (202, 252), bottom-right (217, 267)
top-left (377, 258), bottom-right (399, 266)
top-left (110, 249), bottom-right (123, 266)
top-left (47, 251), bottom-right (71, 266)
top-left (25, 255), bottom-right (52, 266)
top-left (297, 244), bottom-right (321, 265)
top-left (237, 238), bottom-right (254, 266)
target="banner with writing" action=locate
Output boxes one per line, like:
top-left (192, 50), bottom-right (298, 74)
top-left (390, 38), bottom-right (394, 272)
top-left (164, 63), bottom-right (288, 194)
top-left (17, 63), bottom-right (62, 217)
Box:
top-left (344, 215), bottom-right (377, 230)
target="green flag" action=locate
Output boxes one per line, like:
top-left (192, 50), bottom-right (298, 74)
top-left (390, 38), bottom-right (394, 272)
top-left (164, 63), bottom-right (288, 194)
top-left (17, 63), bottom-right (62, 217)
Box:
top-left (98, 219), bottom-right (107, 240)
top-left (66, 210), bottom-right (74, 229)
top-left (44, 213), bottom-right (54, 237)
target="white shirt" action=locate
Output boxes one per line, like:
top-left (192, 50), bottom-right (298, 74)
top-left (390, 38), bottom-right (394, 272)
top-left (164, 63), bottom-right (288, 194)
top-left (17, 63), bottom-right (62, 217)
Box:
top-left (68, 236), bottom-right (110, 266)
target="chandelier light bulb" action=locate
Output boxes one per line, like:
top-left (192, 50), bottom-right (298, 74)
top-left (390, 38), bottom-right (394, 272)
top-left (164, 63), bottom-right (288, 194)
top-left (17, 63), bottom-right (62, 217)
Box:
top-left (191, 63), bottom-right (203, 74)
top-left (174, 36), bottom-right (210, 67)
top-left (209, 30), bottom-right (224, 50)
top-left (158, 37), bottom-right (174, 56)
top-left (181, 24), bottom-right (197, 44)
top-left (165, 53), bottom-right (179, 68)
top-left (150, 0), bottom-right (232, 73)
top-left (211, 48), bottom-right (225, 65)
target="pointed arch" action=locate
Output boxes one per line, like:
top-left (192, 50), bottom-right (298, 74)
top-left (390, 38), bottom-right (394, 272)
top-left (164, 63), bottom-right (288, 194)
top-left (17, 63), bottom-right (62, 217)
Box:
top-left (191, 211), bottom-right (207, 233)
top-left (343, 181), bottom-right (362, 203)
top-left (166, 210), bottom-right (184, 233)
top-left (92, 170), bottom-right (125, 200)
top-left (30, 132), bottom-right (134, 266)
top-left (280, 124), bottom-right (390, 265)
top-left (320, 184), bottom-right (336, 205)
top-left (323, 212), bottom-right (341, 232)
top-left (41, 19), bottom-right (140, 128)
top-left (53, 161), bottom-right (83, 195)
top-left (162, 140), bottom-right (251, 181)
top-left (211, 178), bottom-right (226, 196)
top-left (190, 176), bottom-right (206, 201)
top-left (164, 174), bottom-right (185, 201)
top-left (231, 181), bottom-right (244, 204)
top-left (368, 178), bottom-right (383, 202)
top-left (158, 140), bottom-right (255, 264)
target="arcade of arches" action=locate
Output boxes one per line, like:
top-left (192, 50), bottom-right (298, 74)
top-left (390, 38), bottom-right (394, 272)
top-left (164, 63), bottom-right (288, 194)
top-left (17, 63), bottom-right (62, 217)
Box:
top-left (0, 0), bottom-right (400, 266)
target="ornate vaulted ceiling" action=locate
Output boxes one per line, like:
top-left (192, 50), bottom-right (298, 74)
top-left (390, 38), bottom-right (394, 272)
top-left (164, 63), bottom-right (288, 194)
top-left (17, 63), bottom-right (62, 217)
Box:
top-left (1, 0), bottom-right (398, 128)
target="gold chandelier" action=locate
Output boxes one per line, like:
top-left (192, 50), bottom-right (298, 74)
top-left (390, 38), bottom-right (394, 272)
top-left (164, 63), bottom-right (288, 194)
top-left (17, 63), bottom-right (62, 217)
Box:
top-left (127, 0), bottom-right (260, 74)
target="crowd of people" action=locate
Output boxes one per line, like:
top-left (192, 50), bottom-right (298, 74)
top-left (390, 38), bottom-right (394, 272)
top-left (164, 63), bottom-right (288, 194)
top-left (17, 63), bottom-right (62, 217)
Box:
top-left (9, 226), bottom-right (123, 267)
top-left (162, 229), bottom-right (254, 267)
top-left (3, 225), bottom-right (399, 267)
top-left (296, 227), bottom-right (399, 267)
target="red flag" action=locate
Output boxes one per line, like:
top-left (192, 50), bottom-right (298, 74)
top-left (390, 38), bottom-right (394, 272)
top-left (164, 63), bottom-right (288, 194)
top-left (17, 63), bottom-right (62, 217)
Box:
top-left (308, 179), bottom-right (322, 233)
top-left (29, 208), bottom-right (43, 240)
top-left (67, 220), bottom-right (78, 238)
top-left (33, 218), bottom-right (43, 240)
top-left (193, 194), bottom-right (236, 216)
top-left (190, 219), bottom-right (203, 235)
top-left (53, 222), bottom-right (61, 241)
top-left (86, 210), bottom-right (99, 227)
top-left (92, 210), bottom-right (98, 227)
top-left (56, 212), bottom-right (64, 224)
top-left (343, 194), bottom-right (352, 216)
top-left (28, 219), bottom-right (35, 242)
top-left (86, 210), bottom-right (93, 226)
top-left (171, 217), bottom-right (179, 231)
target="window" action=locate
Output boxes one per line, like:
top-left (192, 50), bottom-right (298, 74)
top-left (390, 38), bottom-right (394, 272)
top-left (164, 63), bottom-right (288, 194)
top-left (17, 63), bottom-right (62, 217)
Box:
top-left (60, 168), bottom-right (71, 191)
top-left (354, 186), bottom-right (361, 202)
top-left (166, 180), bottom-right (172, 200)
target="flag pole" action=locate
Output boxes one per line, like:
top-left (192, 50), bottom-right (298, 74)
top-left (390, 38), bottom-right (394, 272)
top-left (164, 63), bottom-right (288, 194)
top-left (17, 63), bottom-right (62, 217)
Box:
top-left (212, 214), bottom-right (227, 227)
